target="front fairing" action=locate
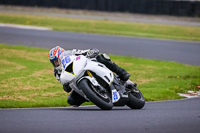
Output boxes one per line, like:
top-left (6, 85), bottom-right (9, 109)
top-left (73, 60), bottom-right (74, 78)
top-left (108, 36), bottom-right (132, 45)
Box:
top-left (59, 55), bottom-right (87, 85)
top-left (83, 59), bottom-right (114, 85)
top-left (60, 54), bottom-right (114, 86)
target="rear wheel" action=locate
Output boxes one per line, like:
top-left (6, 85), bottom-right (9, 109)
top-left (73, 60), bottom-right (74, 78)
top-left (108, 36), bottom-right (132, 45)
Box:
top-left (126, 87), bottom-right (145, 109)
top-left (78, 79), bottom-right (113, 110)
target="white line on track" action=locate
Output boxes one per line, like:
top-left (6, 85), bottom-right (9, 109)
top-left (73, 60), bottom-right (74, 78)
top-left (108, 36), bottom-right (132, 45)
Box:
top-left (145, 97), bottom-right (199, 103)
top-left (1, 97), bottom-right (199, 110)
top-left (0, 105), bottom-right (96, 111)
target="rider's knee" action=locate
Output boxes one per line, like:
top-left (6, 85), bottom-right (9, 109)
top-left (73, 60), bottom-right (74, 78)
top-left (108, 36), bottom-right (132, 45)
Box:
top-left (96, 53), bottom-right (111, 64)
top-left (67, 96), bottom-right (79, 106)
top-left (67, 91), bottom-right (86, 106)
top-left (63, 84), bottom-right (72, 93)
top-left (67, 95), bottom-right (74, 105)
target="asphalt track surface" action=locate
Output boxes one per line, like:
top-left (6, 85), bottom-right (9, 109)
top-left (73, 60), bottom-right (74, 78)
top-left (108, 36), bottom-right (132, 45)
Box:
top-left (0, 27), bottom-right (200, 66)
top-left (0, 98), bottom-right (200, 133)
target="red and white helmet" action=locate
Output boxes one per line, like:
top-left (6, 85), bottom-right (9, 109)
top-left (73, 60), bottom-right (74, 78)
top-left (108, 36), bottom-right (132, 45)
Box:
top-left (48, 46), bottom-right (65, 67)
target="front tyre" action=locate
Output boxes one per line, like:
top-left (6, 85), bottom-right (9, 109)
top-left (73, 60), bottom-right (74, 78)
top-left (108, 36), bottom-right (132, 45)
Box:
top-left (126, 88), bottom-right (145, 109)
top-left (78, 79), bottom-right (113, 110)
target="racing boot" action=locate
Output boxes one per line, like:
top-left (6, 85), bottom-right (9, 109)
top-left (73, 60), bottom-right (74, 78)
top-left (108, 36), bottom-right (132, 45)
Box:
top-left (117, 68), bottom-right (131, 81)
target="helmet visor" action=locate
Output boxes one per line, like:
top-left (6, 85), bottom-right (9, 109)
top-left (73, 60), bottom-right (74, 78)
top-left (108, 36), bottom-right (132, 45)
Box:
top-left (50, 58), bottom-right (61, 67)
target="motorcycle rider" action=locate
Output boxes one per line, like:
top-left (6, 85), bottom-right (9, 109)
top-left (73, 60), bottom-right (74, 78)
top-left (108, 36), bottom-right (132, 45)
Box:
top-left (48, 46), bottom-right (130, 106)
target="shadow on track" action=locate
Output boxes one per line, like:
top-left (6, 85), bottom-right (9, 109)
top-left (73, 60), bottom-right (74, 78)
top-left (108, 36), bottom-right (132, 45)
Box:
top-left (39, 106), bottom-right (147, 112)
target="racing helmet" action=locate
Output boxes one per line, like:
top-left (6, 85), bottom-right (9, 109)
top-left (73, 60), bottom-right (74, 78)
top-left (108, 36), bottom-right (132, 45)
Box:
top-left (48, 46), bottom-right (65, 67)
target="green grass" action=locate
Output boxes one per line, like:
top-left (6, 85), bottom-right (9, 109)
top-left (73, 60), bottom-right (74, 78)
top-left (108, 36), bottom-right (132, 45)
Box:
top-left (0, 44), bottom-right (199, 108)
top-left (0, 13), bottom-right (200, 41)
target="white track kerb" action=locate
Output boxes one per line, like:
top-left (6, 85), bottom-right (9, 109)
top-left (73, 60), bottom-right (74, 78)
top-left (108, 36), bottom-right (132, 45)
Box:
top-left (0, 23), bottom-right (52, 30)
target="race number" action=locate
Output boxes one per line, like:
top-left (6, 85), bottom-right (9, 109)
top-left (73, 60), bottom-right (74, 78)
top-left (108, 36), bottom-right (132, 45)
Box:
top-left (62, 56), bottom-right (71, 69)
top-left (112, 89), bottom-right (120, 103)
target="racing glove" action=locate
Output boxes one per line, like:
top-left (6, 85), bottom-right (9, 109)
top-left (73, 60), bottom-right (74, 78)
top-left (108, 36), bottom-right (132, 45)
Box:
top-left (86, 49), bottom-right (99, 58)
top-left (54, 68), bottom-right (61, 81)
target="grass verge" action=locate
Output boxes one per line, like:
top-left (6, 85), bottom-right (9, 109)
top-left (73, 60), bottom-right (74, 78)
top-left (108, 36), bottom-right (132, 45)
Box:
top-left (0, 44), bottom-right (199, 108)
top-left (0, 13), bottom-right (200, 41)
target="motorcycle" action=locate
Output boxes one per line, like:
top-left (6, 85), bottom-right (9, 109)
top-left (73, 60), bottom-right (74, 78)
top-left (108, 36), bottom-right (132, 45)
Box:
top-left (59, 54), bottom-right (145, 110)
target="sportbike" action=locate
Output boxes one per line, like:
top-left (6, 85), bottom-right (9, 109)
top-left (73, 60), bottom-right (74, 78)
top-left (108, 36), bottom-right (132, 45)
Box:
top-left (60, 55), bottom-right (145, 110)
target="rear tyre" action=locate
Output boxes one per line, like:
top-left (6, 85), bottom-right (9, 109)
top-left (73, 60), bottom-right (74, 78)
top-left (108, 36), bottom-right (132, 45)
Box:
top-left (126, 88), bottom-right (145, 109)
top-left (78, 79), bottom-right (113, 110)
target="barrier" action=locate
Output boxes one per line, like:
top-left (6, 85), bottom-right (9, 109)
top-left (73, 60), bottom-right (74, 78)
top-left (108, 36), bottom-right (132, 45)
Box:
top-left (0, 0), bottom-right (199, 17)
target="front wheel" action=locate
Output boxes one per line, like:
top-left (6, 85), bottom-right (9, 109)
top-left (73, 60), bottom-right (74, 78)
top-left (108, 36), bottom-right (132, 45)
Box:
top-left (78, 79), bottom-right (113, 110)
top-left (126, 88), bottom-right (145, 109)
